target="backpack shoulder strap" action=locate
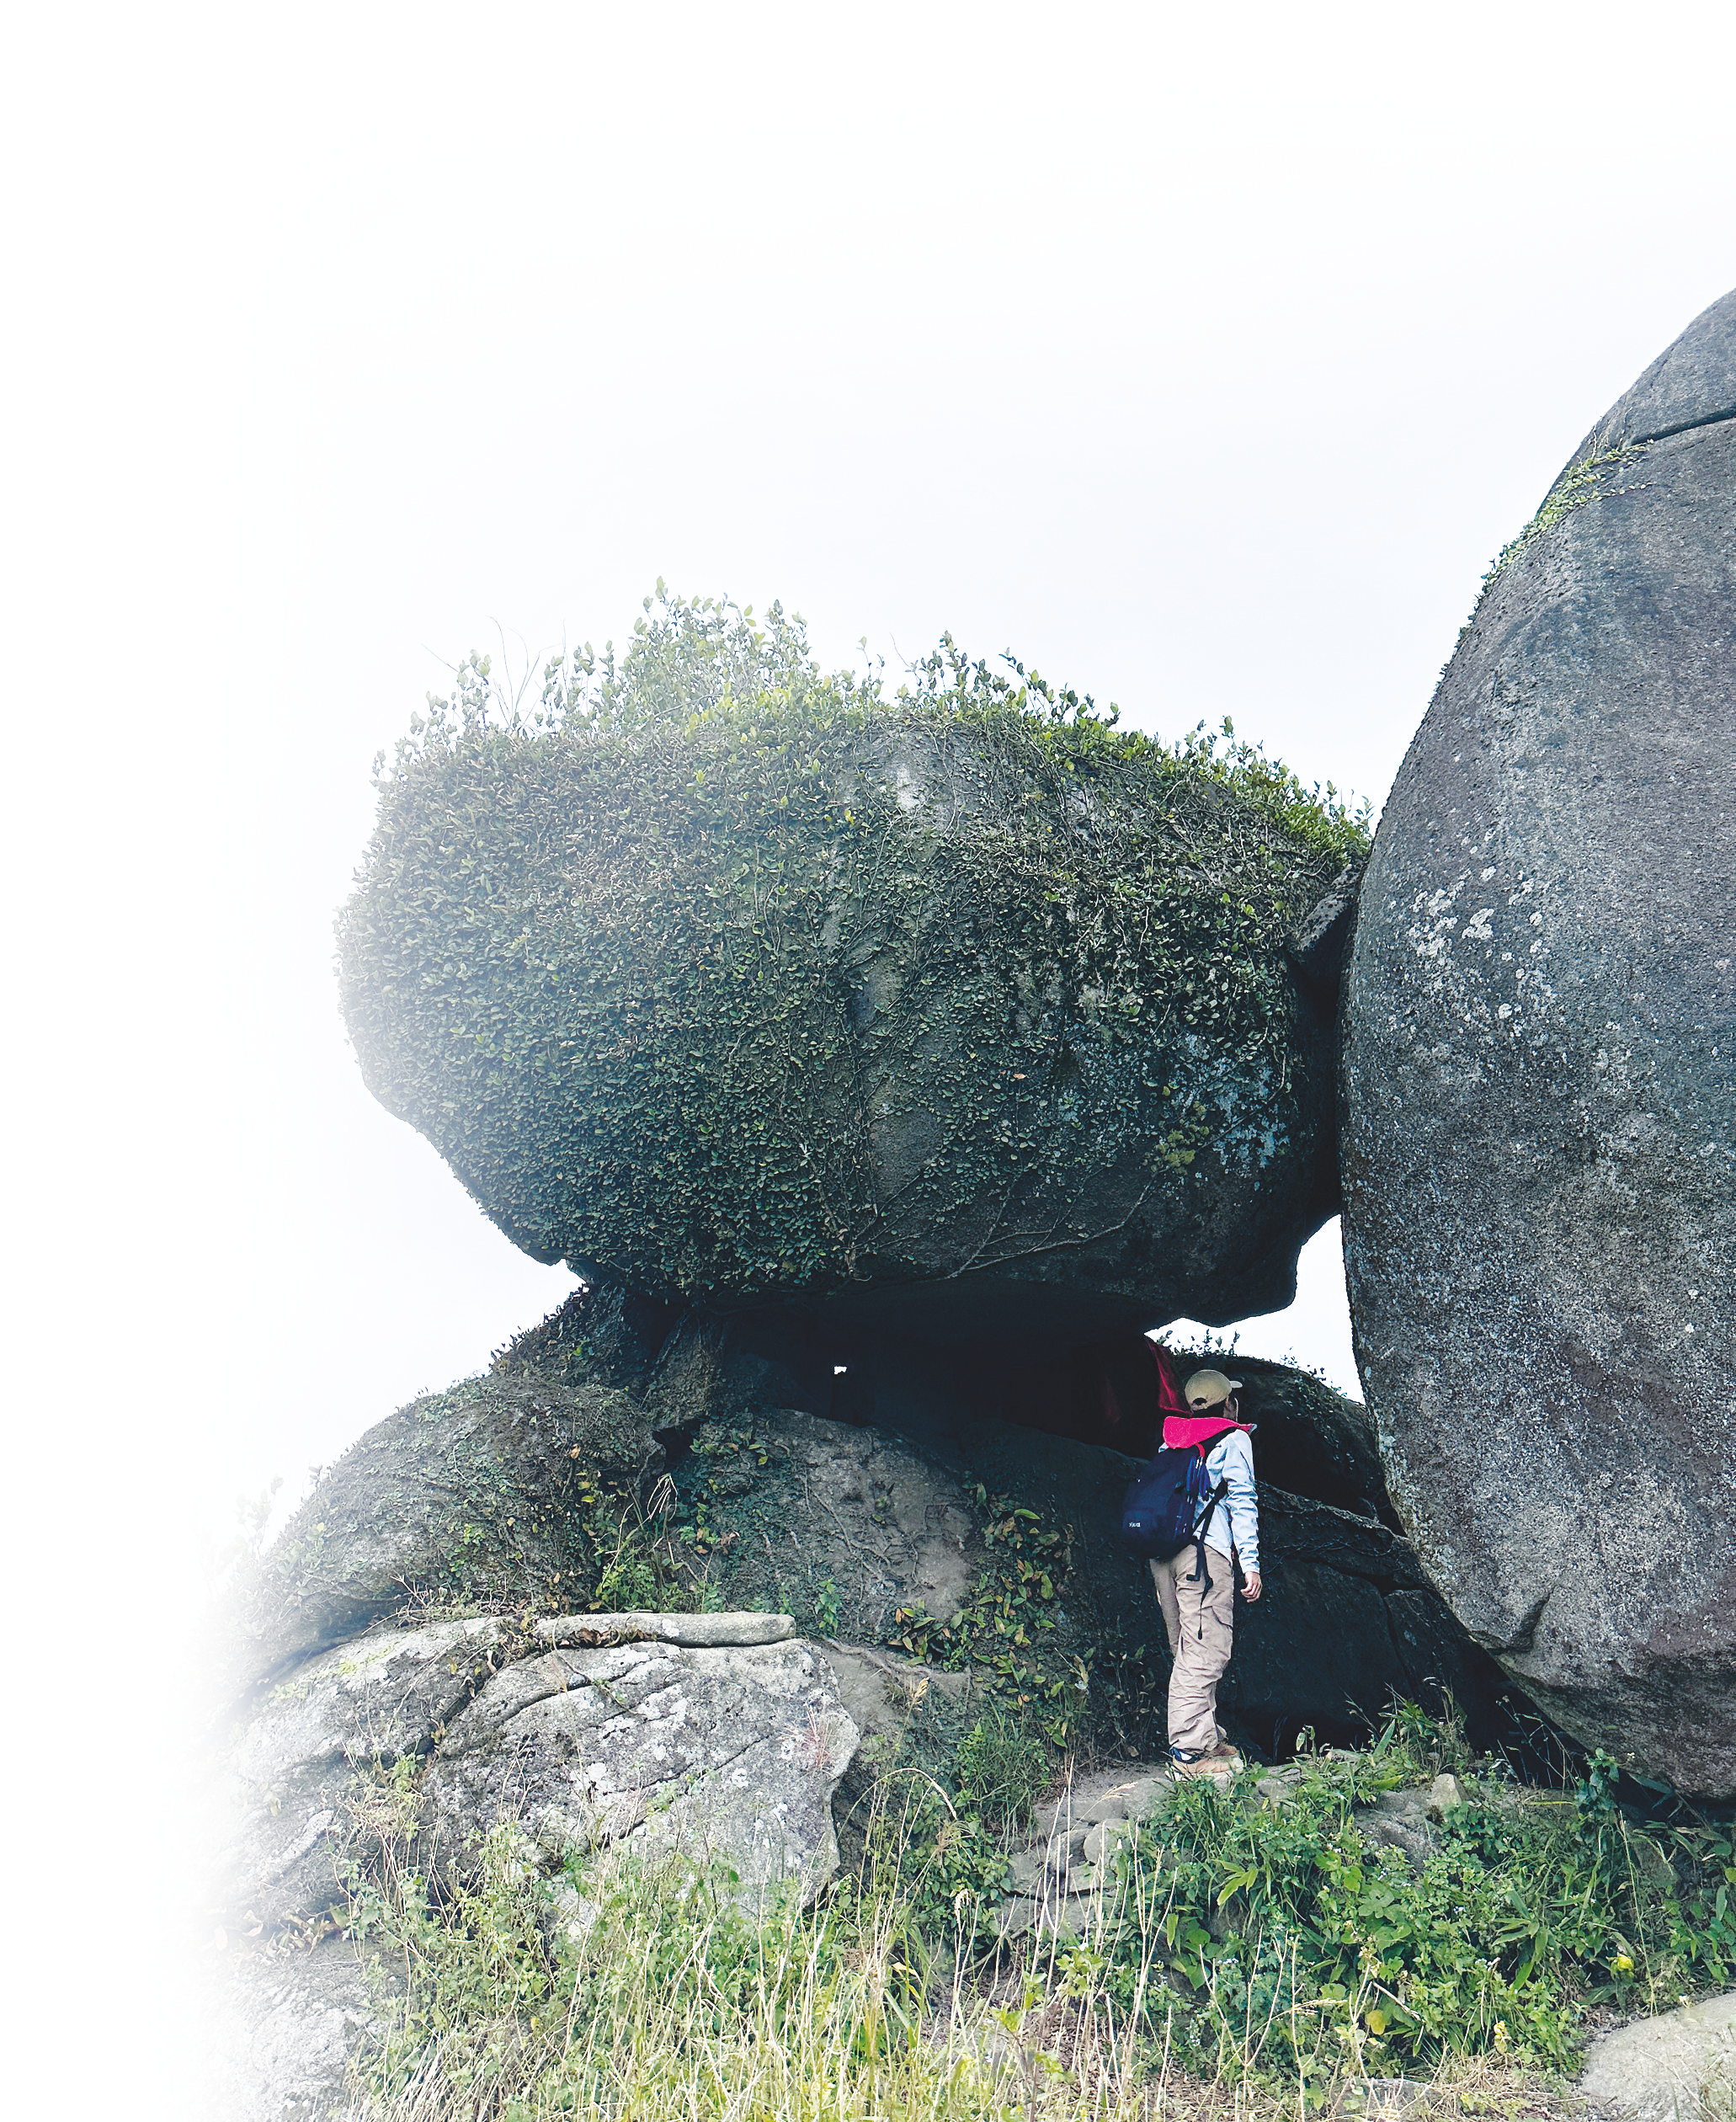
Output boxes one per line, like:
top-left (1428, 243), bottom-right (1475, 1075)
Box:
top-left (1186, 1460), bottom-right (1233, 1596)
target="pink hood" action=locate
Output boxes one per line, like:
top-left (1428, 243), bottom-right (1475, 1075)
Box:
top-left (1162, 1413), bottom-right (1252, 1451)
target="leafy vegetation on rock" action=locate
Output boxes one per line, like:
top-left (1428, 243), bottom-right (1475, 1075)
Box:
top-left (1096, 1735), bottom-right (1736, 2080)
top-left (333, 1705), bottom-right (1736, 2119)
top-left (338, 589), bottom-right (1367, 1314)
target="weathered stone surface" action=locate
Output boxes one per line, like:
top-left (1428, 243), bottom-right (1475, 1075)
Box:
top-left (423, 1634), bottom-right (858, 1905)
top-left (233, 1373), bottom-right (663, 1687)
top-left (674, 1406), bottom-right (982, 1641)
top-left (213, 1608), bottom-right (802, 1934)
top-left (204, 1936), bottom-right (400, 2122)
top-left (1342, 286), bottom-right (1736, 1797)
top-left (1383, 1588), bottom-right (1508, 1738)
top-left (1357, 1787), bottom-right (1437, 1868)
top-left (1567, 289), bottom-right (1736, 456)
top-left (1579, 1990), bottom-right (1736, 2122)
top-left (1227, 1557), bottom-right (1406, 1756)
top-left (341, 614), bottom-right (1366, 1352)
top-left (213, 1616), bottom-right (504, 1933)
top-left (1225, 1356), bottom-right (1397, 1526)
top-left (536, 1607), bottom-right (796, 1648)
top-left (818, 1641), bottom-right (977, 1859)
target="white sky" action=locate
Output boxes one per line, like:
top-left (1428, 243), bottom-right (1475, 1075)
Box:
top-left (3, 3), bottom-right (1733, 2109)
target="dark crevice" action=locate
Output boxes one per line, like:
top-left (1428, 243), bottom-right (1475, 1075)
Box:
top-left (1622, 400), bottom-right (1736, 451)
top-left (1470, 1585), bottom-right (1552, 1657)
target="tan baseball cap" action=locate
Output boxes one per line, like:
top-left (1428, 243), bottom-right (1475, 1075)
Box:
top-left (1184, 1368), bottom-right (1242, 1410)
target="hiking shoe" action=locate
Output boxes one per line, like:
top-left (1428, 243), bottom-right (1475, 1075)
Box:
top-left (1170, 1744), bottom-right (1242, 1778)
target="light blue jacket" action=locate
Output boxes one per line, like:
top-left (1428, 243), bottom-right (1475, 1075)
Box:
top-left (1194, 1429), bottom-right (1260, 1572)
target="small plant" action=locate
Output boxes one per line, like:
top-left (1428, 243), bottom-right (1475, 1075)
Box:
top-left (1576, 1746), bottom-right (1622, 1819)
top-left (1369, 1691), bottom-right (1477, 1781)
top-left (956, 1709), bottom-right (1049, 1835)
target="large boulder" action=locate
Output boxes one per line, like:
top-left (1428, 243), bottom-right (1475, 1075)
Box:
top-left (232, 1372), bottom-right (664, 1688)
top-left (1342, 287), bottom-right (1736, 1796)
top-left (212, 1608), bottom-right (854, 1940)
top-left (338, 598), bottom-right (1367, 1348)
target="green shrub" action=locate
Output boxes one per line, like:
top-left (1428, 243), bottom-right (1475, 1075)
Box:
top-left (1084, 1715), bottom-right (1733, 2082)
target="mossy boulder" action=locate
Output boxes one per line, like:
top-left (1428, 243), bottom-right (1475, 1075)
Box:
top-left (233, 1373), bottom-right (663, 1687)
top-left (338, 597), bottom-right (1366, 1346)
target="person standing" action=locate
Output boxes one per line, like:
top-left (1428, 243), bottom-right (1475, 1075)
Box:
top-left (1150, 1367), bottom-right (1262, 1771)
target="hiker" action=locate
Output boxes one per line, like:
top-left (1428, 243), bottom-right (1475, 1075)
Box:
top-left (1150, 1367), bottom-right (1262, 1773)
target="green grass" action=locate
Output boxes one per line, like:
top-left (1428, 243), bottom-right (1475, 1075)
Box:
top-left (337, 1705), bottom-right (1736, 2121)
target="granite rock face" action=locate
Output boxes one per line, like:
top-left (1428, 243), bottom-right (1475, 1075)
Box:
top-left (423, 1630), bottom-right (857, 1906)
top-left (212, 1610), bottom-right (829, 1938)
top-left (1342, 287), bottom-right (1736, 1797)
top-left (667, 1401), bottom-right (1511, 1757)
top-left (212, 1614), bottom-right (505, 1933)
top-left (208, 1609), bottom-right (849, 2118)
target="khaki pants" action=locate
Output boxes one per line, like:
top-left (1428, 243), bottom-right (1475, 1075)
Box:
top-left (1150, 1543), bottom-right (1236, 1757)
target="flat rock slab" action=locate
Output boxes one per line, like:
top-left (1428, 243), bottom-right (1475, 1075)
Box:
top-left (1579, 1991), bottom-right (1736, 2122)
top-left (425, 1636), bottom-right (859, 1904)
top-left (536, 1608), bottom-right (796, 1648)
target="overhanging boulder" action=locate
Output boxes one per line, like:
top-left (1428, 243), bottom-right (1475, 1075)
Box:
top-left (338, 602), bottom-right (1367, 1347)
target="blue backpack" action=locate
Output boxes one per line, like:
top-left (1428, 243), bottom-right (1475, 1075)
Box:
top-left (1121, 1443), bottom-right (1231, 1586)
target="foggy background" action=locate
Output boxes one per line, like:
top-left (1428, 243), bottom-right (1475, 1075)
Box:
top-left (3, 3), bottom-right (1733, 2109)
